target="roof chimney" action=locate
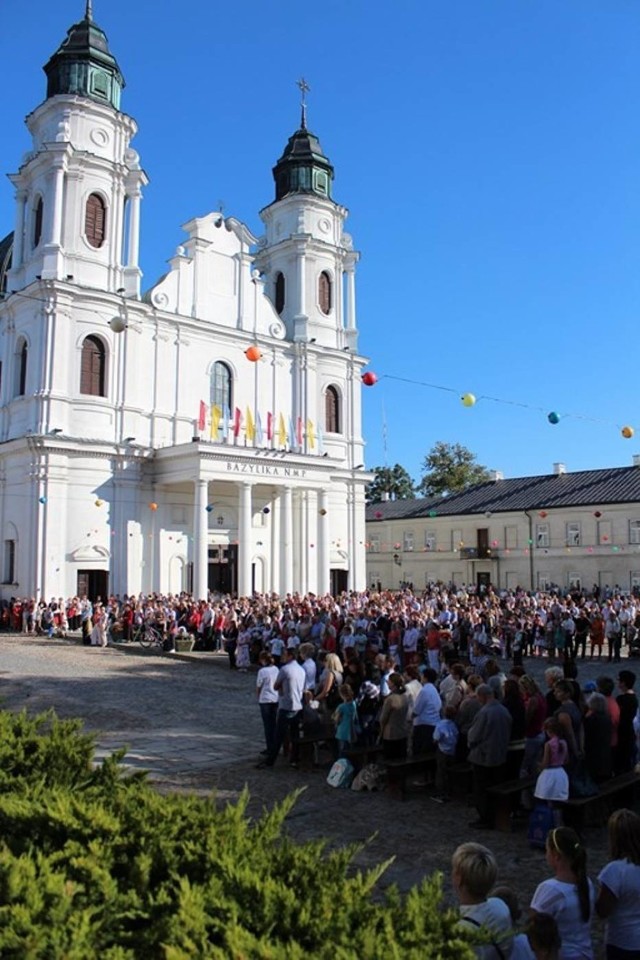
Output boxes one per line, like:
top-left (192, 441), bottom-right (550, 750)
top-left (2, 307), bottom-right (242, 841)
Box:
top-left (553, 462), bottom-right (566, 476)
top-left (633, 455), bottom-right (640, 468)
top-left (380, 491), bottom-right (390, 502)
top-left (491, 470), bottom-right (504, 481)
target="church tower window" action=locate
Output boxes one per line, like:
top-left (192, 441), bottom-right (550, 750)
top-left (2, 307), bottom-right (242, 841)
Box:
top-left (325, 385), bottom-right (341, 433)
top-left (211, 361), bottom-right (232, 411)
top-left (15, 339), bottom-right (28, 397)
top-left (318, 271), bottom-right (332, 315)
top-left (33, 197), bottom-right (43, 248)
top-left (85, 193), bottom-right (107, 248)
top-left (80, 336), bottom-right (106, 396)
top-left (275, 272), bottom-right (285, 315)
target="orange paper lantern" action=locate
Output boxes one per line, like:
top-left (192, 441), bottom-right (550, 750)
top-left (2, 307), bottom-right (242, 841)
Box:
top-left (245, 345), bottom-right (261, 362)
top-left (148, 502), bottom-right (158, 511)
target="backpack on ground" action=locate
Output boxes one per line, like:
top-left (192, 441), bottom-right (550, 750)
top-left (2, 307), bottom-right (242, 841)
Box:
top-left (351, 762), bottom-right (386, 792)
top-left (326, 758), bottom-right (354, 789)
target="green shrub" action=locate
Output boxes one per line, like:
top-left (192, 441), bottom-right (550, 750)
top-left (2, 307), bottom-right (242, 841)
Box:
top-left (0, 709), bottom-right (475, 958)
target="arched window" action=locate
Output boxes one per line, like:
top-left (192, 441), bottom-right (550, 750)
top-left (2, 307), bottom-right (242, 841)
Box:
top-left (15, 339), bottom-right (27, 397)
top-left (274, 272), bottom-right (285, 315)
top-left (85, 193), bottom-right (107, 249)
top-left (210, 361), bottom-right (232, 411)
top-left (33, 197), bottom-right (43, 248)
top-left (325, 385), bottom-right (341, 433)
top-left (80, 335), bottom-right (106, 396)
top-left (318, 271), bottom-right (332, 315)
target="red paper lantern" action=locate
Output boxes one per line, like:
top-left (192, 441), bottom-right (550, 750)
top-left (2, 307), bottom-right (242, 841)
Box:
top-left (362, 371), bottom-right (377, 386)
top-left (374, 510), bottom-right (383, 519)
top-left (245, 345), bottom-right (262, 362)
top-left (594, 511), bottom-right (602, 518)
top-left (539, 511), bottom-right (547, 519)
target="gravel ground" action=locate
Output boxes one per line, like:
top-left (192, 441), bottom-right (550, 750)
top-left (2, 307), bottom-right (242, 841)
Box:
top-left (1, 633), bottom-right (635, 955)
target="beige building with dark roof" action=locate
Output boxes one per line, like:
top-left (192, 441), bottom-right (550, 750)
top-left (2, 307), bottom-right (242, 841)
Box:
top-left (365, 460), bottom-right (640, 594)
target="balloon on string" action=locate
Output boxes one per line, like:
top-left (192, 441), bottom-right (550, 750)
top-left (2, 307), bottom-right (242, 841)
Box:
top-left (263, 507), bottom-right (270, 514)
top-left (622, 426), bottom-right (634, 439)
top-left (547, 412), bottom-right (560, 425)
top-left (148, 502), bottom-right (158, 511)
top-left (205, 504), bottom-right (214, 512)
top-left (539, 511), bottom-right (547, 518)
top-left (594, 511), bottom-right (602, 518)
top-left (38, 496), bottom-right (47, 504)
top-left (245, 345), bottom-right (261, 362)
top-left (374, 510), bottom-right (383, 519)
top-left (428, 509), bottom-right (437, 518)
top-left (362, 371), bottom-right (377, 386)
top-left (461, 393), bottom-right (476, 407)
top-left (319, 508), bottom-right (327, 516)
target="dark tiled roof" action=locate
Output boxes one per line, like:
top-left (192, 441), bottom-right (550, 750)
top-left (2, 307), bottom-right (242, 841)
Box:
top-left (365, 466), bottom-right (640, 521)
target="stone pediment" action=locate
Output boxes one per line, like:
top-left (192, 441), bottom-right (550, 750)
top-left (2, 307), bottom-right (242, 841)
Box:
top-left (69, 544), bottom-right (110, 561)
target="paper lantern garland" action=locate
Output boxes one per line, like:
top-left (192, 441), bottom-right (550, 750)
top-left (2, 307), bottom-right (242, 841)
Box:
top-left (245, 345), bottom-right (261, 362)
top-left (362, 371), bottom-right (378, 386)
top-left (461, 393), bottom-right (476, 407)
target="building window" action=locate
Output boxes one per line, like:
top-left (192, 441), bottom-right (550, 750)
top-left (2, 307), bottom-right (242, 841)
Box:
top-left (566, 522), bottom-right (581, 547)
top-left (369, 535), bottom-right (380, 553)
top-left (210, 361), bottom-right (232, 411)
top-left (15, 339), bottom-right (27, 397)
top-left (568, 572), bottom-right (582, 590)
top-left (325, 385), bottom-right (340, 433)
top-left (536, 523), bottom-right (549, 548)
top-left (85, 193), bottom-right (107, 248)
top-left (318, 271), bottom-right (332, 315)
top-left (629, 520), bottom-right (640, 545)
top-left (631, 571), bottom-right (640, 593)
top-left (3, 539), bottom-right (15, 584)
top-left (33, 197), bottom-right (43, 248)
top-left (597, 520), bottom-right (612, 545)
top-left (80, 335), bottom-right (106, 396)
top-left (505, 525), bottom-right (518, 549)
top-left (537, 572), bottom-right (551, 591)
top-left (403, 531), bottom-right (414, 552)
top-left (274, 272), bottom-right (285, 315)
top-left (452, 528), bottom-right (463, 551)
top-left (425, 530), bottom-right (436, 551)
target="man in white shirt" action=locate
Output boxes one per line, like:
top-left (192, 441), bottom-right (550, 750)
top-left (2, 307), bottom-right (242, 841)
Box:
top-left (257, 647), bottom-right (306, 769)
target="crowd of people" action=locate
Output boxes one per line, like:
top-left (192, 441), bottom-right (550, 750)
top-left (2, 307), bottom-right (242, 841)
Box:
top-left (4, 582), bottom-right (640, 958)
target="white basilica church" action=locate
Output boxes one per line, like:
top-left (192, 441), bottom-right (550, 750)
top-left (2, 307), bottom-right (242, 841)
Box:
top-left (0, 3), bottom-right (370, 602)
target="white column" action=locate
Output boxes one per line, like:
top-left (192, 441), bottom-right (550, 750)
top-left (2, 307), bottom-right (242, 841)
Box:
top-left (281, 485), bottom-right (293, 596)
top-left (193, 478), bottom-right (208, 600)
top-left (297, 252), bottom-right (306, 316)
top-left (269, 490), bottom-right (280, 595)
top-left (12, 190), bottom-right (26, 270)
top-left (127, 190), bottom-right (141, 269)
top-left (238, 481), bottom-right (252, 596)
top-left (50, 163), bottom-right (65, 248)
top-left (346, 263), bottom-right (356, 330)
top-left (317, 488), bottom-right (330, 595)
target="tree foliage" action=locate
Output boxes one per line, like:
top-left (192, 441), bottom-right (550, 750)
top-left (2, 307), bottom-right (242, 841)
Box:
top-left (417, 441), bottom-right (492, 498)
top-left (0, 708), bottom-right (477, 959)
top-left (366, 464), bottom-right (416, 504)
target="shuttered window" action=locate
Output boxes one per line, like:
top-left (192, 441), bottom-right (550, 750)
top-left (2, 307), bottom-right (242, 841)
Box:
top-left (275, 272), bottom-right (285, 315)
top-left (325, 385), bottom-right (340, 433)
top-left (17, 340), bottom-right (27, 397)
top-left (80, 336), bottom-right (106, 396)
top-left (85, 193), bottom-right (106, 248)
top-left (318, 271), bottom-right (332, 315)
top-left (33, 197), bottom-right (43, 248)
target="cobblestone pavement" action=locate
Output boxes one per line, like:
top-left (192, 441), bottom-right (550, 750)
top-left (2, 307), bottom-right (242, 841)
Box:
top-left (1, 633), bottom-right (634, 950)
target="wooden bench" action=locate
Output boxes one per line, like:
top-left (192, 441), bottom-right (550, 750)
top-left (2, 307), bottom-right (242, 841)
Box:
top-left (343, 742), bottom-right (383, 769)
top-left (383, 751), bottom-right (437, 800)
top-left (296, 729), bottom-right (335, 769)
top-left (487, 776), bottom-right (537, 832)
top-left (560, 770), bottom-right (640, 833)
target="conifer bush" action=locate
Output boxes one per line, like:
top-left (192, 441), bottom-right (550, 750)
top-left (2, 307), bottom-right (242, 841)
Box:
top-left (0, 709), bottom-right (475, 958)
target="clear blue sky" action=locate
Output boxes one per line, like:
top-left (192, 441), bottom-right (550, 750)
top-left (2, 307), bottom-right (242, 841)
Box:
top-left (2, 0), bottom-right (640, 485)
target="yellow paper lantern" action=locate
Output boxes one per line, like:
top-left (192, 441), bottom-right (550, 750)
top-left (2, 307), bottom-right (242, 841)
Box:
top-left (622, 425), bottom-right (634, 439)
top-left (94, 499), bottom-right (104, 507)
top-left (461, 393), bottom-right (476, 407)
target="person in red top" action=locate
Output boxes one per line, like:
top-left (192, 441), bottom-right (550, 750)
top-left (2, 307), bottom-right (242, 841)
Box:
top-left (426, 621), bottom-right (441, 672)
top-left (597, 675), bottom-right (621, 748)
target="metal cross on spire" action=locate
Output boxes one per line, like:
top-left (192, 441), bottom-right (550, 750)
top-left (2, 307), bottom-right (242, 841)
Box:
top-left (297, 77), bottom-right (310, 129)
top-left (85, 0), bottom-right (93, 20)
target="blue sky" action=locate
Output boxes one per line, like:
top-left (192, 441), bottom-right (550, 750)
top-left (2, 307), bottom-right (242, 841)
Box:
top-left (2, 0), bottom-right (640, 485)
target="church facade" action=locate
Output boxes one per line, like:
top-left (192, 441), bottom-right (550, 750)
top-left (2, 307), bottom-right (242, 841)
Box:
top-left (0, 4), bottom-right (370, 601)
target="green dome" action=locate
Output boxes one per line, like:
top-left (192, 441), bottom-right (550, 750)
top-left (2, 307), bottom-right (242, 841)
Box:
top-left (43, 3), bottom-right (124, 110)
top-left (272, 126), bottom-right (334, 202)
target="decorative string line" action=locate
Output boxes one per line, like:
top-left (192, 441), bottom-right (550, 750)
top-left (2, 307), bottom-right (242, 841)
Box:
top-left (377, 374), bottom-right (635, 433)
